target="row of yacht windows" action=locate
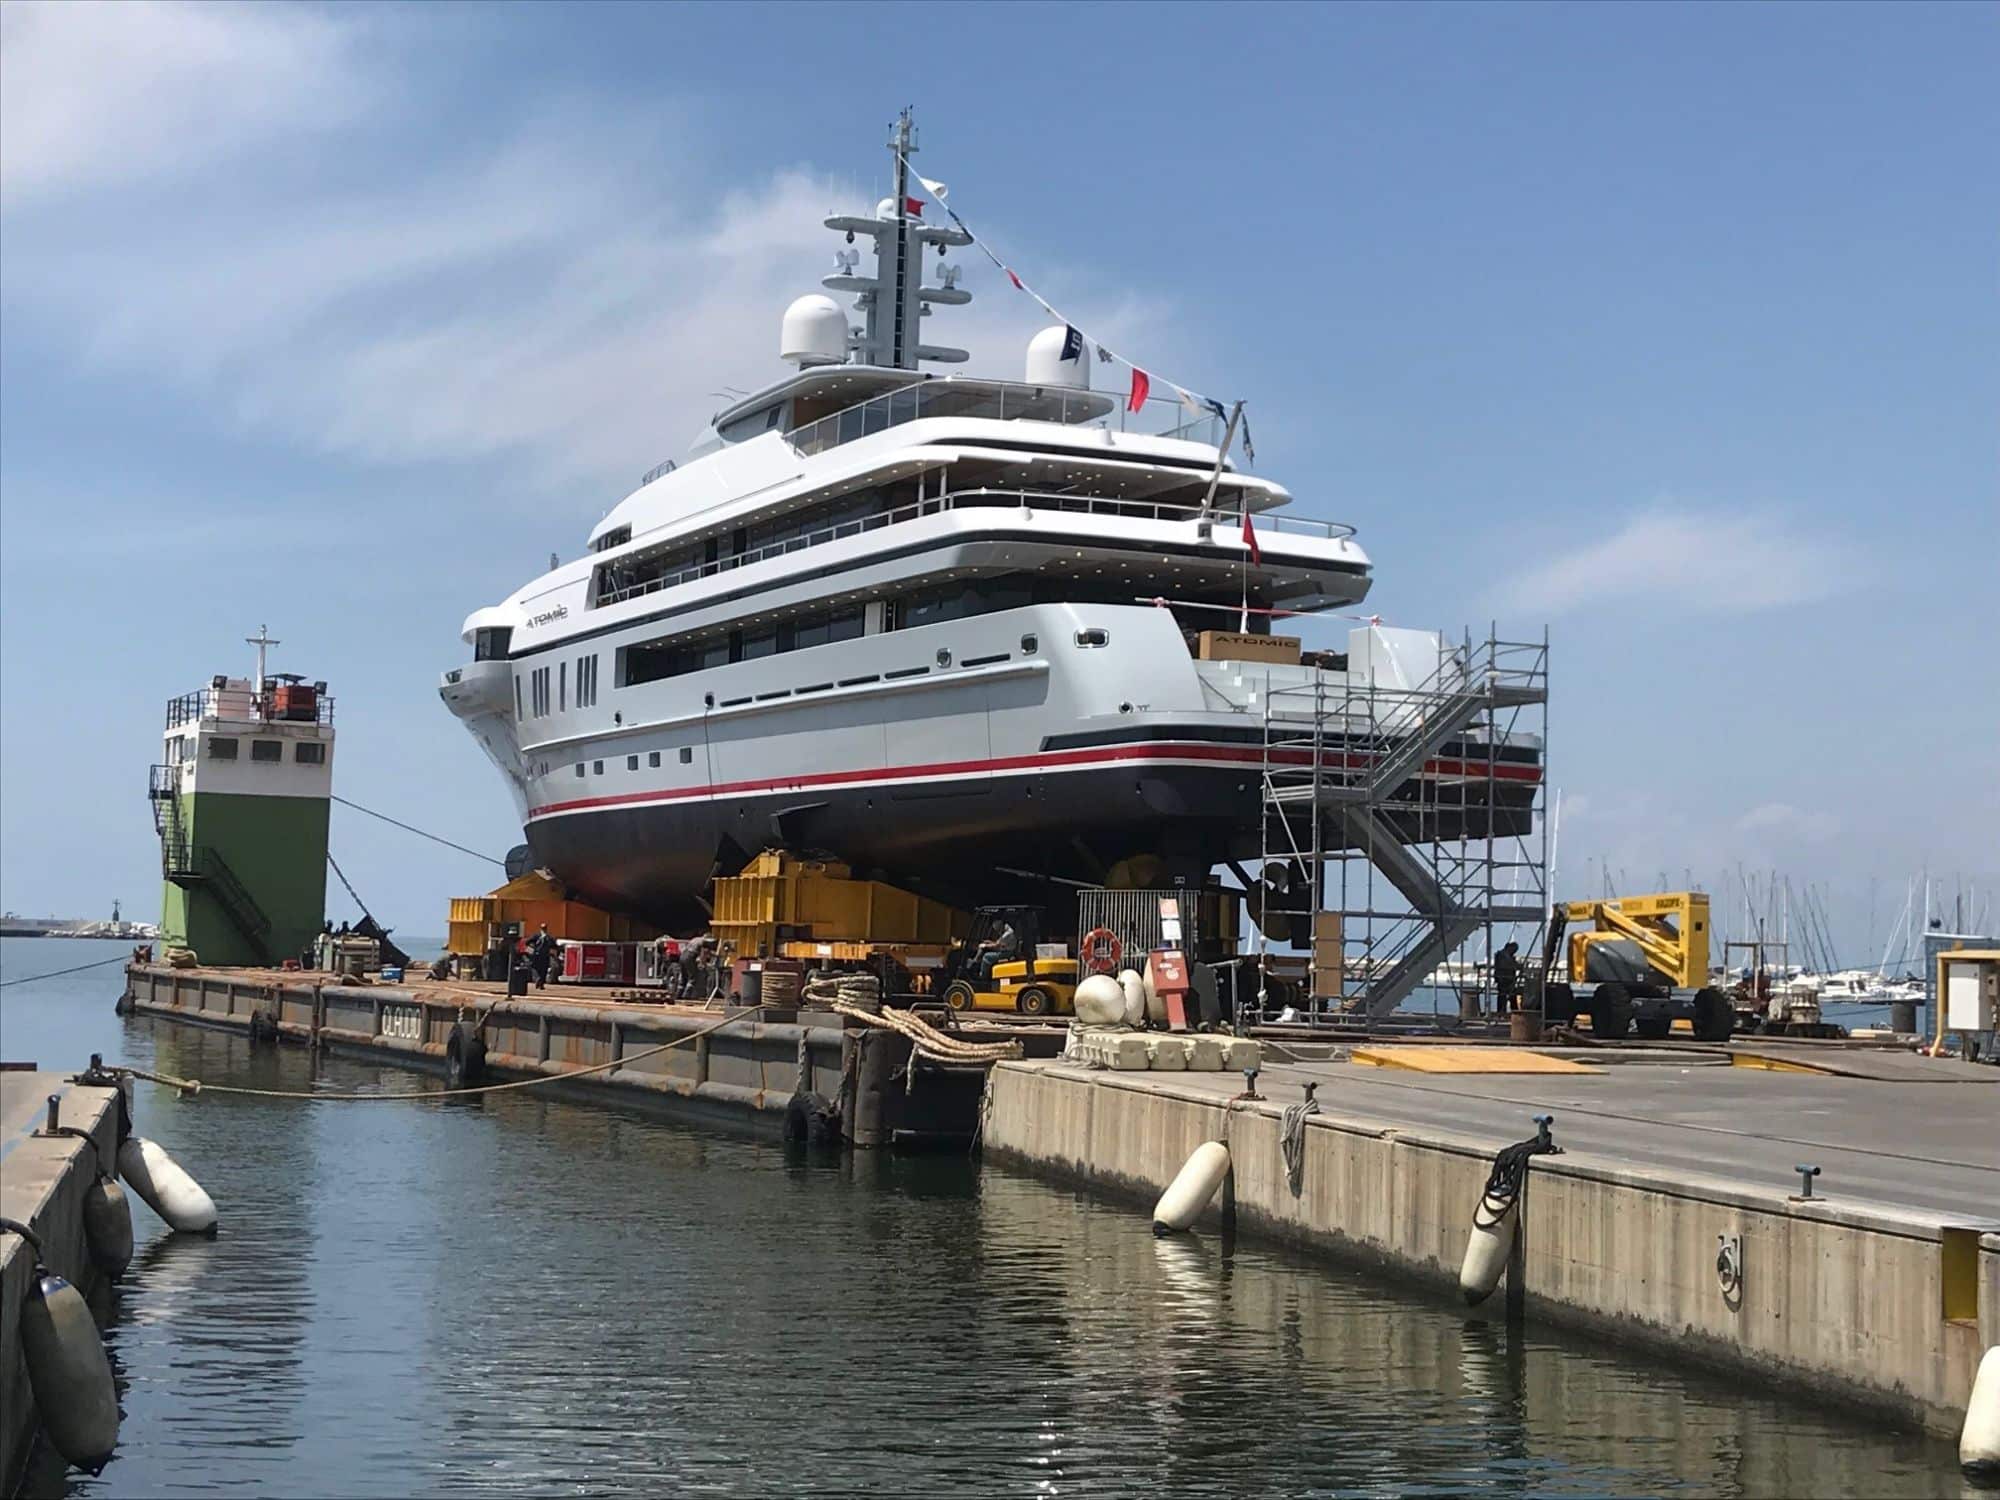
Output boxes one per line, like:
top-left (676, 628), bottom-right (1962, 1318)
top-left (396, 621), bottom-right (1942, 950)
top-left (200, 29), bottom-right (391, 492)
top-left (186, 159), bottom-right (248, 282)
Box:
top-left (516, 572), bottom-right (1163, 715)
top-left (591, 484), bottom-right (920, 606)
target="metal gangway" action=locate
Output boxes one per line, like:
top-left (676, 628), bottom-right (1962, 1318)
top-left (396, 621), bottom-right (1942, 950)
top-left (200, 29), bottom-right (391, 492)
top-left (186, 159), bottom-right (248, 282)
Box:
top-left (1252, 629), bottom-right (1550, 1024)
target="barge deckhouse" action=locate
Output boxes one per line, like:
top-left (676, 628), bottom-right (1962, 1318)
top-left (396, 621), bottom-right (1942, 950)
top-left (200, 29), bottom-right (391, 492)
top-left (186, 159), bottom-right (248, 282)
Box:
top-left (444, 116), bottom-right (1537, 929)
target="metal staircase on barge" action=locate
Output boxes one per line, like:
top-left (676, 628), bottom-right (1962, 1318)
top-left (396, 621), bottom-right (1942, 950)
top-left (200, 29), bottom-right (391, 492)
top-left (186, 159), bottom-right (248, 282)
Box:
top-left (1255, 631), bottom-right (1550, 1023)
top-left (149, 765), bottom-right (275, 964)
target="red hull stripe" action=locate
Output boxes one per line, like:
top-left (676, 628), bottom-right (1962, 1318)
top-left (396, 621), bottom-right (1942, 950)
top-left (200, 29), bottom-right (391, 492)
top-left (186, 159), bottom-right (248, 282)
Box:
top-left (527, 741), bottom-right (1540, 820)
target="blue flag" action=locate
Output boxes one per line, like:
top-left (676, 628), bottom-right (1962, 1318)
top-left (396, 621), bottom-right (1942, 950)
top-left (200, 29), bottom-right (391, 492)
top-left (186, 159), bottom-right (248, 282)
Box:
top-left (1060, 325), bottom-right (1084, 362)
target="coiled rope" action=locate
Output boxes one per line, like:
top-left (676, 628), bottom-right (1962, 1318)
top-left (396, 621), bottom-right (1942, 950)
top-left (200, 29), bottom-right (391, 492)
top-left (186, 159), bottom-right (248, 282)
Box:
top-left (112, 1005), bottom-right (774, 1103)
top-left (804, 971), bottom-right (883, 1014)
top-left (827, 1000), bottom-right (1023, 1064)
top-left (1472, 1123), bottom-right (1561, 1231)
top-left (1279, 1081), bottom-right (1321, 1198)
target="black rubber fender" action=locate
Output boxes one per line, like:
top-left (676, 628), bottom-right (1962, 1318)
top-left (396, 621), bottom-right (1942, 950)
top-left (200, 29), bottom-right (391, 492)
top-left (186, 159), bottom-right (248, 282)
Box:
top-left (445, 1025), bottom-right (488, 1090)
top-left (783, 1091), bottom-right (841, 1146)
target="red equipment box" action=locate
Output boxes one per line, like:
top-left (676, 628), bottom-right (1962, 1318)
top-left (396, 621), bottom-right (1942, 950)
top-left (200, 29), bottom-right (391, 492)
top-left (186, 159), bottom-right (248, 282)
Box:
top-left (560, 941), bottom-right (632, 985)
top-left (271, 683), bottom-right (318, 721)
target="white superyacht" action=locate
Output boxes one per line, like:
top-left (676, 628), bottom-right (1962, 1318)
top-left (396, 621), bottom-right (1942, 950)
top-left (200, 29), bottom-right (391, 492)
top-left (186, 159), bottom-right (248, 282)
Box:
top-left (443, 118), bottom-right (1538, 930)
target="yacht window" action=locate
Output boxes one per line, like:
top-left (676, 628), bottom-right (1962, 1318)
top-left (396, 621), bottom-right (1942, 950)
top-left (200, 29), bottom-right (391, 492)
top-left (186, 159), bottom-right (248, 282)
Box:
top-left (559, 661), bottom-right (567, 712)
top-left (1021, 633), bottom-right (1039, 654)
top-left (251, 739), bottom-right (283, 763)
top-left (627, 755), bottom-right (639, 771)
top-left (593, 761), bottom-right (604, 775)
top-left (472, 626), bottom-right (513, 660)
top-left (515, 676), bottom-right (523, 719)
top-left (575, 763), bottom-right (585, 778)
top-left (680, 747), bottom-right (693, 764)
top-left (592, 526), bottom-right (632, 554)
top-left (208, 738), bottom-right (238, 761)
top-left (575, 655), bottom-right (598, 709)
top-left (648, 751), bottom-right (661, 768)
top-left (297, 742), bottom-right (326, 765)
top-left (1075, 629), bottom-right (1110, 648)
top-left (736, 627), bottom-right (779, 662)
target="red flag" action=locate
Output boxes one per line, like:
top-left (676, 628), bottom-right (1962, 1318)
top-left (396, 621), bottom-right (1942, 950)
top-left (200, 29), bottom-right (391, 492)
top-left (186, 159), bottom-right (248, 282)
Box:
top-left (1128, 366), bottom-right (1150, 413)
top-left (1241, 500), bottom-right (1261, 564)
top-left (903, 195), bottom-right (925, 217)
top-left (1006, 267), bottom-right (1024, 291)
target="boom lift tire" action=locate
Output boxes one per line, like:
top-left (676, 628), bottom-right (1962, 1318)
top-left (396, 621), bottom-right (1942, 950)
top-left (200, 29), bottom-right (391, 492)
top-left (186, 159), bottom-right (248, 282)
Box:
top-left (1693, 987), bottom-right (1734, 1042)
top-left (1590, 982), bottom-right (1633, 1040)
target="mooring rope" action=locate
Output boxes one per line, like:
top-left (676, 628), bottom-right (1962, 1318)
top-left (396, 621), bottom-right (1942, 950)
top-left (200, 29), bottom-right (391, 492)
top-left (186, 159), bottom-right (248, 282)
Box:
top-left (827, 1000), bottom-right (1023, 1064)
top-left (1279, 1082), bottom-right (1321, 1198)
top-left (1472, 1125), bottom-right (1561, 1231)
top-left (113, 1005), bottom-right (775, 1103)
top-left (0, 953), bottom-right (134, 989)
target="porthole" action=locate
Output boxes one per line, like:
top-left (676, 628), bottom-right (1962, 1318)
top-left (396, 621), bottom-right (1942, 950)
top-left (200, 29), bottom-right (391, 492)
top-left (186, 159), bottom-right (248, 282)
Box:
top-left (1020, 633), bottom-right (1038, 654)
top-left (936, 647), bottom-right (953, 667)
top-left (1075, 629), bottom-right (1109, 649)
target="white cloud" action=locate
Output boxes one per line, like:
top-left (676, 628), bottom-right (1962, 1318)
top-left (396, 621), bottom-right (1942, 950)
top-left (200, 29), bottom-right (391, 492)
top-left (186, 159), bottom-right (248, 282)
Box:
top-left (0, 4), bottom-right (1173, 501)
top-left (0, 1), bottom-right (371, 205)
top-left (1491, 506), bottom-right (1858, 617)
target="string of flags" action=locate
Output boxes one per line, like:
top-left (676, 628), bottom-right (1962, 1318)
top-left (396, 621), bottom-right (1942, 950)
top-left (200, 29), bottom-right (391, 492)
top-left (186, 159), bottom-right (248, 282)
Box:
top-left (898, 156), bottom-right (1255, 467)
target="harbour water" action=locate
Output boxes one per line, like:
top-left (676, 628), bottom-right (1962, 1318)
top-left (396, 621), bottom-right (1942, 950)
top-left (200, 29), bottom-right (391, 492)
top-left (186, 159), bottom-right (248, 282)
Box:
top-left (1, 938), bottom-right (1964, 1497)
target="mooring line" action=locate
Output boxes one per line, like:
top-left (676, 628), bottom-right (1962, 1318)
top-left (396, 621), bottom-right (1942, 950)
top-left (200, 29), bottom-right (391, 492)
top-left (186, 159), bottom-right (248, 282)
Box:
top-left (0, 953), bottom-right (134, 989)
top-left (116, 1004), bottom-right (775, 1103)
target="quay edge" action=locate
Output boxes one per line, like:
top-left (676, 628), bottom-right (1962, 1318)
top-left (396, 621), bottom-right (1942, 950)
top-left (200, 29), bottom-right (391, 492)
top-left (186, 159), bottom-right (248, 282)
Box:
top-left (981, 1058), bottom-right (2000, 1440)
top-left (1, 1071), bottom-right (122, 1492)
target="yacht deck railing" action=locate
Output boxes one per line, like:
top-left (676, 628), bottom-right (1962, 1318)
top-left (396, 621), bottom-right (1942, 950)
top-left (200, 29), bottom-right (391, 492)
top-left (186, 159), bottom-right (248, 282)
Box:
top-left (593, 489), bottom-right (1356, 609)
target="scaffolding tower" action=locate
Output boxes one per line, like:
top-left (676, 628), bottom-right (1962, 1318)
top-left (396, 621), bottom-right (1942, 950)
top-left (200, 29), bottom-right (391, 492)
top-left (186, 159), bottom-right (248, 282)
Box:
top-left (1254, 629), bottom-right (1549, 1025)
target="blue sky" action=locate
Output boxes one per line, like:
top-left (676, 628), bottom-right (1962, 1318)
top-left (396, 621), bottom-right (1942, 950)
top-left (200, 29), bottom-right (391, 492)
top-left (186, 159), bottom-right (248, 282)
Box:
top-left (3, 1), bottom-right (1994, 957)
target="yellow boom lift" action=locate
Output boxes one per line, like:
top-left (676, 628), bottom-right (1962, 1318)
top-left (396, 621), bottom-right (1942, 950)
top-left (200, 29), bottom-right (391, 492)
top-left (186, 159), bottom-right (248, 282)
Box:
top-left (1541, 891), bottom-right (1734, 1041)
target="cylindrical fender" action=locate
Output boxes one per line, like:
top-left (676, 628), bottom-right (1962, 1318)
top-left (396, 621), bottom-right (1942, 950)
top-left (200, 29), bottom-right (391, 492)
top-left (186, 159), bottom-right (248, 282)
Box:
top-left (81, 1174), bottom-right (134, 1279)
top-left (445, 1025), bottom-right (488, 1090)
top-left (118, 1135), bottom-right (218, 1235)
top-left (21, 1270), bottom-right (119, 1471)
top-left (1459, 1188), bottom-right (1518, 1306)
top-left (1964, 1344), bottom-right (2000, 1475)
top-left (1117, 969), bottom-right (1146, 1027)
top-left (1152, 1141), bottom-right (1230, 1236)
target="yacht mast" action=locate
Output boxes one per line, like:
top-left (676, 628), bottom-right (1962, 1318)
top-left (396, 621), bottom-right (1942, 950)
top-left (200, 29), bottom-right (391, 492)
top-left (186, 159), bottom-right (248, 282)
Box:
top-left (889, 110), bottom-right (914, 369)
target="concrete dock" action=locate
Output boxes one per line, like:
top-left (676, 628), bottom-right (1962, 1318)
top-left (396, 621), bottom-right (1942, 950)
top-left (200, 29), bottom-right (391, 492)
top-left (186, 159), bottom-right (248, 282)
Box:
top-left (0, 1068), bottom-right (123, 1489)
top-left (983, 1047), bottom-right (2000, 1437)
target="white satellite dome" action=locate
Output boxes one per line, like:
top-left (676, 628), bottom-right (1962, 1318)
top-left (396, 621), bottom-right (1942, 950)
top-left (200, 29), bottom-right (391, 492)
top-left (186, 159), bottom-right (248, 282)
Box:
top-left (876, 196), bottom-right (902, 220)
top-left (1025, 325), bottom-right (1090, 390)
top-left (781, 295), bottom-right (848, 367)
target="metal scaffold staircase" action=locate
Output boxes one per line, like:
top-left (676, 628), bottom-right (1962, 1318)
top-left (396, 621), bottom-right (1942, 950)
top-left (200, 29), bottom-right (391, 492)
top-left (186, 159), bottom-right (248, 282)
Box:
top-left (1255, 631), bottom-right (1550, 1024)
top-left (149, 765), bottom-right (275, 964)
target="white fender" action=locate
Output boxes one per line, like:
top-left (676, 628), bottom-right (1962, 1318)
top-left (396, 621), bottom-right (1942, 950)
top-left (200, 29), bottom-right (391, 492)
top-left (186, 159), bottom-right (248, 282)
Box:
top-left (1073, 974), bottom-right (1126, 1026)
top-left (118, 1136), bottom-right (217, 1234)
top-left (1152, 1140), bottom-right (1229, 1235)
top-left (1118, 969), bottom-right (1146, 1027)
top-left (1459, 1188), bottom-right (1518, 1306)
top-left (82, 1174), bottom-right (134, 1278)
top-left (1964, 1344), bottom-right (2000, 1474)
top-left (20, 1270), bottom-right (119, 1470)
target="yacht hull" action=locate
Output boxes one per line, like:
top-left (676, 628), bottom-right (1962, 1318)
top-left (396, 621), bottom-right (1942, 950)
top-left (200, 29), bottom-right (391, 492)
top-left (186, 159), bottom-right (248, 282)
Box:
top-left (523, 746), bottom-right (1538, 932)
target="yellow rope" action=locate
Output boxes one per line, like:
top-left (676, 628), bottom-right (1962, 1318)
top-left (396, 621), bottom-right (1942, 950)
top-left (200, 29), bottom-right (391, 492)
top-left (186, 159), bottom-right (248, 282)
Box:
top-left (828, 1000), bottom-right (1023, 1063)
top-left (118, 1005), bottom-right (774, 1102)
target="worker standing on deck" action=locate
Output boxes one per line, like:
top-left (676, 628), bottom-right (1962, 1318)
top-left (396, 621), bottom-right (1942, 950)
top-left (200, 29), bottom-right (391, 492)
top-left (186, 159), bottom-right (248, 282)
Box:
top-left (1494, 941), bottom-right (1521, 1012)
top-left (526, 923), bottom-right (556, 990)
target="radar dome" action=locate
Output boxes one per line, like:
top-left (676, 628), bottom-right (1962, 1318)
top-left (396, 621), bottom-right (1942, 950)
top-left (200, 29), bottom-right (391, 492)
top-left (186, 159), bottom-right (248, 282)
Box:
top-left (1025, 325), bottom-right (1090, 390)
top-left (781, 295), bottom-right (848, 367)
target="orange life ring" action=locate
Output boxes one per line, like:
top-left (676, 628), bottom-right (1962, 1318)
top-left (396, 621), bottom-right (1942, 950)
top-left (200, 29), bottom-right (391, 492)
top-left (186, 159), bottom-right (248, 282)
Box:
top-left (1080, 927), bottom-right (1123, 975)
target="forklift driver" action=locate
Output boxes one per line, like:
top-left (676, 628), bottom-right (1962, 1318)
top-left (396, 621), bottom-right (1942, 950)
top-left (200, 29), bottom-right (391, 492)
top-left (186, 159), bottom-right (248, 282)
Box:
top-left (975, 918), bottom-right (1020, 986)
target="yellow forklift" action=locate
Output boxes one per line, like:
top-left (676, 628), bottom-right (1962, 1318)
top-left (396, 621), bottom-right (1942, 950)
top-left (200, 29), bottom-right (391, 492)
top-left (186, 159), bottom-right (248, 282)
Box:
top-left (1541, 891), bottom-right (1734, 1041)
top-left (940, 906), bottom-right (1080, 1016)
